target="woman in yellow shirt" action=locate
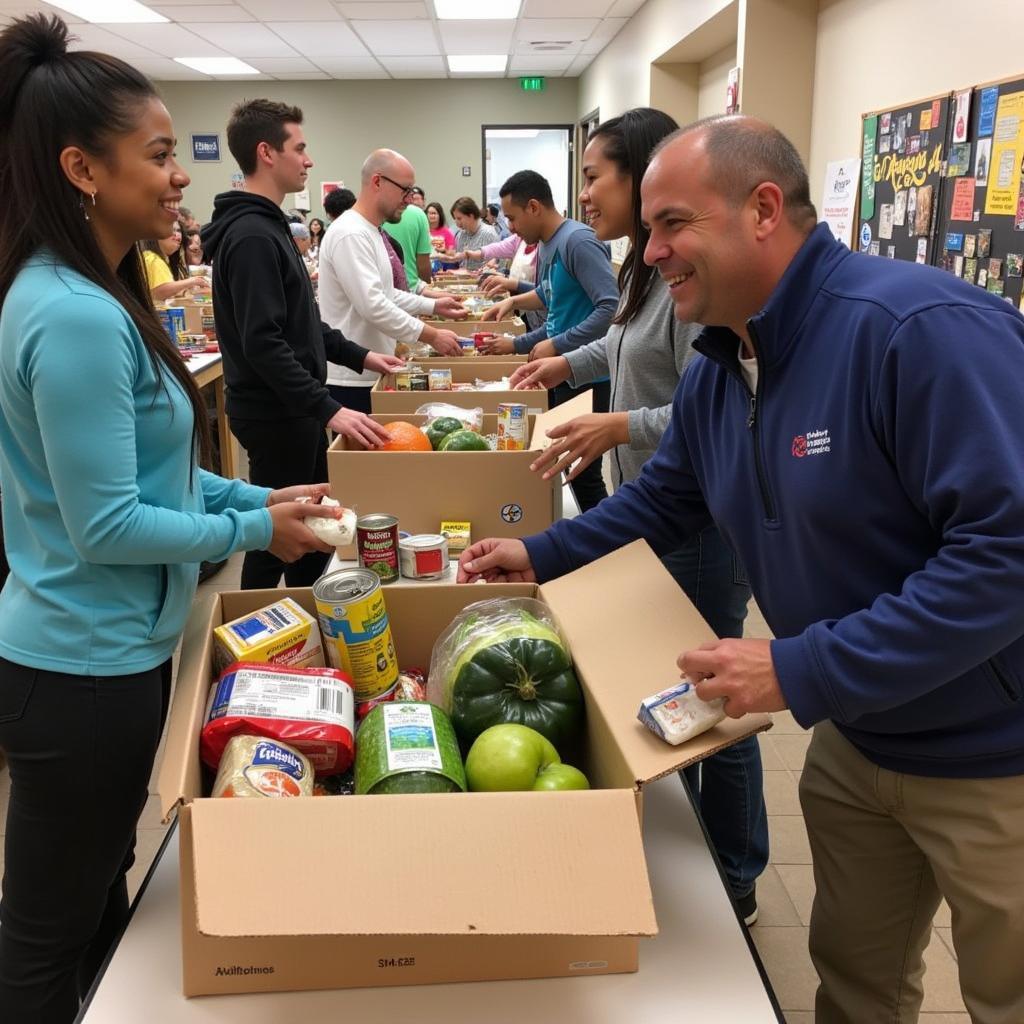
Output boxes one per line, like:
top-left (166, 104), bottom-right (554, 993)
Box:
top-left (139, 220), bottom-right (200, 301)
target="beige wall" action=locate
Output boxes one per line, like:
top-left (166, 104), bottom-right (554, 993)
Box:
top-left (809, 0), bottom-right (1023, 205)
top-left (578, 0), bottom-right (734, 121)
top-left (697, 44), bottom-right (736, 118)
top-left (158, 78), bottom-right (578, 223)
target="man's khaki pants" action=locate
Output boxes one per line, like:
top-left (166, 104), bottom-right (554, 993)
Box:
top-left (799, 721), bottom-right (1024, 1024)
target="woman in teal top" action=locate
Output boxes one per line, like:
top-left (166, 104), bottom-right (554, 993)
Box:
top-left (0, 16), bottom-right (339, 1021)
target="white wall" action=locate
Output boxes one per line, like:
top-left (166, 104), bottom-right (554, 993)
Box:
top-left (485, 130), bottom-right (571, 214)
top-left (808, 0), bottom-right (1023, 204)
top-left (157, 78), bottom-right (578, 224)
top-left (578, 0), bottom-right (734, 121)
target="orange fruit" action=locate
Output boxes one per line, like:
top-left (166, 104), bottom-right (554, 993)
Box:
top-left (380, 421), bottom-right (432, 452)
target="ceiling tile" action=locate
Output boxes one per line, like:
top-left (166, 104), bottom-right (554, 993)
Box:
top-left (522, 0), bottom-right (609, 15)
top-left (66, 24), bottom-right (162, 58)
top-left (96, 23), bottom-right (230, 57)
top-left (152, 5), bottom-right (255, 21)
top-left (329, 69), bottom-right (389, 77)
top-left (275, 70), bottom-right (331, 78)
top-left (335, 1), bottom-right (428, 17)
top-left (516, 17), bottom-right (598, 42)
top-left (580, 17), bottom-right (627, 53)
top-left (605, 0), bottom-right (643, 15)
top-left (349, 19), bottom-right (438, 55)
top-left (133, 57), bottom-right (209, 78)
top-left (248, 56), bottom-right (321, 72)
top-left (312, 55), bottom-right (384, 73)
top-left (509, 53), bottom-right (575, 72)
top-left (239, 0), bottom-right (341, 18)
top-left (513, 38), bottom-right (581, 55)
top-left (438, 19), bottom-right (514, 54)
top-left (185, 22), bottom-right (299, 56)
top-left (267, 20), bottom-right (369, 55)
top-left (379, 55), bottom-right (444, 73)
top-left (566, 52), bottom-right (593, 75)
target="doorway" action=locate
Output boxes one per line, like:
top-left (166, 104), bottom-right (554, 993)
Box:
top-left (481, 125), bottom-right (574, 217)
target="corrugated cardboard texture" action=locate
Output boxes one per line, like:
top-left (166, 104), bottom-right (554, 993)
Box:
top-left (540, 541), bottom-right (772, 786)
top-left (372, 361), bottom-right (546, 415)
top-left (326, 392), bottom-right (591, 558)
top-left (188, 792), bottom-right (656, 939)
top-left (419, 318), bottom-right (526, 337)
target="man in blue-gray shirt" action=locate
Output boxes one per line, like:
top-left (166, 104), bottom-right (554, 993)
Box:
top-left (482, 170), bottom-right (618, 512)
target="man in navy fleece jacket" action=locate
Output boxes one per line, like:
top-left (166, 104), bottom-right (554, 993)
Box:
top-left (458, 117), bottom-right (1024, 1024)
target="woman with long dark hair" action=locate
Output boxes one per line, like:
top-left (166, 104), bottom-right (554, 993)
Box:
top-left (139, 219), bottom-right (198, 300)
top-left (511, 107), bottom-right (769, 924)
top-left (0, 15), bottom-right (339, 1021)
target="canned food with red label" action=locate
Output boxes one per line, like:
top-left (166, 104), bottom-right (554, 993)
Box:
top-left (399, 534), bottom-right (450, 580)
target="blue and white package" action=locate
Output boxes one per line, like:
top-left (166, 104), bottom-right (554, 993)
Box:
top-left (637, 681), bottom-right (726, 746)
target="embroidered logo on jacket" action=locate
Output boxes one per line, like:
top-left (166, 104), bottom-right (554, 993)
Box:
top-left (792, 429), bottom-right (831, 458)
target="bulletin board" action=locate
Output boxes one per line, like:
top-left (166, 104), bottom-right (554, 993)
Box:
top-left (932, 75), bottom-right (1024, 310)
top-left (858, 94), bottom-right (951, 266)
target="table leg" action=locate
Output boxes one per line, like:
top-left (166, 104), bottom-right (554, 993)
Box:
top-left (213, 377), bottom-right (236, 479)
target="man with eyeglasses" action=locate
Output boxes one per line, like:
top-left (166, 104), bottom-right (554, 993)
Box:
top-left (318, 149), bottom-right (467, 413)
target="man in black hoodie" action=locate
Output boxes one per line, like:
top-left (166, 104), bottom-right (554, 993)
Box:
top-left (203, 99), bottom-right (404, 589)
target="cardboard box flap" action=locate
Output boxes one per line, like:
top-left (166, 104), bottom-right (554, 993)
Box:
top-left (528, 389), bottom-right (594, 451)
top-left (157, 591), bottom-right (220, 822)
top-left (190, 791), bottom-right (656, 939)
top-left (539, 540), bottom-right (771, 788)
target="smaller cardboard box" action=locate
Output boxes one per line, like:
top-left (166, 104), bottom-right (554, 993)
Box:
top-left (421, 317), bottom-right (526, 338)
top-left (158, 540), bottom-right (772, 997)
top-left (372, 361), bottom-right (546, 415)
top-left (175, 298), bottom-right (216, 339)
top-left (328, 390), bottom-right (591, 560)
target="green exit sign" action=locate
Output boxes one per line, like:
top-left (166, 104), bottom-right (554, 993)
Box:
top-left (520, 76), bottom-right (545, 92)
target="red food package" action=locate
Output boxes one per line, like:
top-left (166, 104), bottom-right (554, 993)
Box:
top-left (202, 662), bottom-right (355, 776)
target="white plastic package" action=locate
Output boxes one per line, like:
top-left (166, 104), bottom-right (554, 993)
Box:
top-left (303, 497), bottom-right (356, 547)
top-left (637, 680), bottom-right (726, 745)
top-left (414, 402), bottom-right (484, 433)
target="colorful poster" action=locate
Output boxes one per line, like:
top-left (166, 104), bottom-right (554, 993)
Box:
top-left (931, 99), bottom-right (942, 128)
top-left (880, 113), bottom-right (892, 133)
top-left (861, 116), bottom-right (877, 220)
top-left (964, 233), bottom-right (977, 257)
top-left (920, 108), bottom-right (933, 131)
top-left (984, 91), bottom-right (1024, 216)
top-left (914, 184), bottom-right (934, 236)
top-left (945, 232), bottom-right (964, 251)
top-left (975, 138), bottom-right (992, 187)
top-left (947, 143), bottom-right (972, 177)
top-left (821, 158), bottom-right (861, 247)
top-left (978, 87), bottom-right (999, 136)
top-left (950, 177), bottom-right (976, 220)
top-left (953, 90), bottom-right (972, 143)
top-left (320, 180), bottom-right (344, 204)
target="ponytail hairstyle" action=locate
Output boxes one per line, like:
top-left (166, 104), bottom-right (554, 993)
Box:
top-left (0, 14), bottom-right (211, 466)
top-left (587, 107), bottom-right (679, 325)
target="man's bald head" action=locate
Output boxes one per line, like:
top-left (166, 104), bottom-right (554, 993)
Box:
top-left (653, 116), bottom-right (817, 232)
top-left (361, 148), bottom-right (413, 186)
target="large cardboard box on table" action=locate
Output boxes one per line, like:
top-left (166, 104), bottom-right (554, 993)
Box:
top-left (372, 360), bottom-right (547, 415)
top-left (328, 390), bottom-right (591, 560)
top-left (158, 540), bottom-right (772, 997)
top-left (419, 316), bottom-right (526, 338)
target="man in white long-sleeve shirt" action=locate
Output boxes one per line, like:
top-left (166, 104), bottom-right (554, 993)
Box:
top-left (319, 149), bottom-right (466, 412)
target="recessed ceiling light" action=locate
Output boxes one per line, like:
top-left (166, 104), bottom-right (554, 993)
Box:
top-left (435, 0), bottom-right (520, 18)
top-left (447, 54), bottom-right (507, 73)
top-left (43, 0), bottom-right (167, 23)
top-left (174, 57), bottom-right (260, 75)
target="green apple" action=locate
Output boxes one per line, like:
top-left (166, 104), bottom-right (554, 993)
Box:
top-left (532, 763), bottom-right (590, 791)
top-left (465, 724), bottom-right (561, 792)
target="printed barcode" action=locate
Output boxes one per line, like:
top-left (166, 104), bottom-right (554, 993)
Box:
top-left (317, 686), bottom-right (345, 716)
top-left (265, 607), bottom-right (290, 629)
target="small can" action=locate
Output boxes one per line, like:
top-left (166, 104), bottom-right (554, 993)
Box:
top-left (313, 568), bottom-right (400, 703)
top-left (356, 514), bottom-right (400, 584)
top-left (428, 367), bottom-right (453, 391)
top-left (458, 337), bottom-right (476, 353)
top-left (496, 402), bottom-right (529, 451)
top-left (157, 307), bottom-right (179, 342)
top-left (396, 369), bottom-right (429, 391)
top-left (165, 306), bottom-right (186, 337)
top-left (399, 533), bottom-right (450, 580)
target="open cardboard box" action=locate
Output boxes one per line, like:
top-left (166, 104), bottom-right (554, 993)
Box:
top-left (328, 390), bottom-right (591, 560)
top-left (371, 360), bottom-right (546, 415)
top-left (158, 540), bottom-right (772, 997)
top-left (418, 316), bottom-right (526, 338)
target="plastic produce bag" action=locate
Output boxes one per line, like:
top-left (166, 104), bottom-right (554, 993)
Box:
top-left (426, 598), bottom-right (585, 751)
top-left (414, 402), bottom-right (484, 433)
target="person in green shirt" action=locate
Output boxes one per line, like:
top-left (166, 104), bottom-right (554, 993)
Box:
top-left (383, 202), bottom-right (433, 290)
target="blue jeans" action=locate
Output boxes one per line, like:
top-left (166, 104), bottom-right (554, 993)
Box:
top-left (662, 526), bottom-right (770, 898)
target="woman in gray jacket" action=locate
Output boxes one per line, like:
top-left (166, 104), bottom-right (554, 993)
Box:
top-left (512, 108), bottom-right (768, 925)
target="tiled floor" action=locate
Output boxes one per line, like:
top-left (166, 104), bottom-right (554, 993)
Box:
top-left (0, 556), bottom-right (971, 1022)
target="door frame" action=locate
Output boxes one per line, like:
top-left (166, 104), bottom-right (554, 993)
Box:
top-left (480, 123), bottom-right (575, 218)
